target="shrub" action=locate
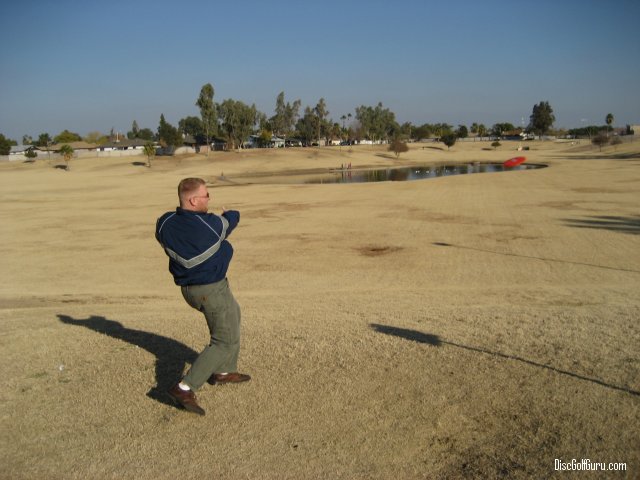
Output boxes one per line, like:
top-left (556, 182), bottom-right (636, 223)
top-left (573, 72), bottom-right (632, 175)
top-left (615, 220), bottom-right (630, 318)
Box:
top-left (388, 138), bottom-right (409, 158)
top-left (442, 134), bottom-right (457, 150)
top-left (591, 134), bottom-right (609, 151)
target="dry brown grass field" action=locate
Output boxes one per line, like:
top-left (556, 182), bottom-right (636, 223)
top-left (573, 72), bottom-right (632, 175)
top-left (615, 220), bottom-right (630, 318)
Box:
top-left (1, 138), bottom-right (639, 479)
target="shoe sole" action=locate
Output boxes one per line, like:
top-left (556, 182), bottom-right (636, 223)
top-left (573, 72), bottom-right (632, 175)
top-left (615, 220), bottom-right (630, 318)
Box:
top-left (207, 379), bottom-right (251, 386)
top-left (207, 375), bottom-right (251, 386)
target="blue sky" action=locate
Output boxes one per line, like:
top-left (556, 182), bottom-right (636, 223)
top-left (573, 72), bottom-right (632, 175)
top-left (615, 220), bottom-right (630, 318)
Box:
top-left (1, 0), bottom-right (639, 141)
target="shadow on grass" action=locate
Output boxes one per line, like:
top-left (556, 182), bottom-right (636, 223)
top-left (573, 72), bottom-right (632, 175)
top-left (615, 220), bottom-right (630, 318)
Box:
top-left (432, 242), bottom-right (640, 274)
top-left (563, 215), bottom-right (640, 235)
top-left (550, 152), bottom-right (640, 161)
top-left (57, 314), bottom-right (197, 409)
top-left (371, 324), bottom-right (639, 397)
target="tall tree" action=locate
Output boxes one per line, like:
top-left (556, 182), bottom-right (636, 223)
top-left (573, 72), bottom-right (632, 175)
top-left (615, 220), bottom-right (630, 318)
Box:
top-left (127, 120), bottom-right (140, 139)
top-left (271, 91), bottom-right (287, 136)
top-left (54, 129), bottom-right (82, 143)
top-left (196, 83), bottom-right (217, 154)
top-left (270, 92), bottom-right (301, 143)
top-left (470, 123), bottom-right (486, 141)
top-left (355, 102), bottom-right (398, 143)
top-left (217, 99), bottom-right (258, 150)
top-left (84, 131), bottom-right (107, 144)
top-left (157, 114), bottom-right (182, 153)
top-left (137, 128), bottom-right (155, 141)
top-left (433, 123), bottom-right (453, 139)
top-left (491, 123), bottom-right (515, 138)
top-left (528, 101), bottom-right (555, 139)
top-left (314, 98), bottom-right (329, 144)
top-left (179, 116), bottom-right (204, 140)
top-left (296, 107), bottom-right (319, 145)
top-left (36, 133), bottom-right (53, 161)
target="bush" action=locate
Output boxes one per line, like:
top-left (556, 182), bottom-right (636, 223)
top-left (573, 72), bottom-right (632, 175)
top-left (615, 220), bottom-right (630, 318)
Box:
top-left (388, 138), bottom-right (409, 158)
top-left (491, 141), bottom-right (501, 150)
top-left (442, 134), bottom-right (457, 150)
top-left (591, 134), bottom-right (609, 151)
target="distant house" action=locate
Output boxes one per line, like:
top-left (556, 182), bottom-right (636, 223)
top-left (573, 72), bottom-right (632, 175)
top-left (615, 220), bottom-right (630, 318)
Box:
top-left (501, 129), bottom-right (535, 141)
top-left (7, 145), bottom-right (37, 161)
top-left (10, 145), bottom-right (30, 155)
top-left (32, 141), bottom-right (98, 159)
top-left (286, 138), bottom-right (303, 147)
top-left (182, 134), bottom-right (198, 147)
top-left (211, 137), bottom-right (228, 151)
top-left (37, 141), bottom-right (97, 153)
top-left (181, 134), bottom-right (228, 153)
top-left (177, 134), bottom-right (200, 154)
top-left (244, 135), bottom-right (260, 148)
top-left (245, 135), bottom-right (284, 148)
top-left (97, 138), bottom-right (147, 151)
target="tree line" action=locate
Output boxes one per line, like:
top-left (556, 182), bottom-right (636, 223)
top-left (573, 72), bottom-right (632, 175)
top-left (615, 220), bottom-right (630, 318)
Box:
top-left (0, 86), bottom-right (626, 156)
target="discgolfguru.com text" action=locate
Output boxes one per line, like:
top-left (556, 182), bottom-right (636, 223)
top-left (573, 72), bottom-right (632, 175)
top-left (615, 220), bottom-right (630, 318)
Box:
top-left (555, 458), bottom-right (627, 472)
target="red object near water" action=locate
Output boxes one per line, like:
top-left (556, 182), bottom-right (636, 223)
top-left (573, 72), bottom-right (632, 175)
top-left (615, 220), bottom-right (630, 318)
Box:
top-left (503, 156), bottom-right (526, 168)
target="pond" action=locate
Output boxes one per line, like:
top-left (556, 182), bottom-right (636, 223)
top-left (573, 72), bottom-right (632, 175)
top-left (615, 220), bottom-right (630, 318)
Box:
top-left (304, 162), bottom-right (547, 184)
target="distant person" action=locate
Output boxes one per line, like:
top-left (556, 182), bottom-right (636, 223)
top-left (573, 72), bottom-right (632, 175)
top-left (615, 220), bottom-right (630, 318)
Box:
top-left (155, 177), bottom-right (250, 415)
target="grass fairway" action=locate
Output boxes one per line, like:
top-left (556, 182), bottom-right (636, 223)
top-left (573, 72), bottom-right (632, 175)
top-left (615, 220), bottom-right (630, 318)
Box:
top-left (1, 139), bottom-right (638, 479)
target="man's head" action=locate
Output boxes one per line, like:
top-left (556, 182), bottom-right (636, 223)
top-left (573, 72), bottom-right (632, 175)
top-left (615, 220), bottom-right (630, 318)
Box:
top-left (178, 177), bottom-right (210, 212)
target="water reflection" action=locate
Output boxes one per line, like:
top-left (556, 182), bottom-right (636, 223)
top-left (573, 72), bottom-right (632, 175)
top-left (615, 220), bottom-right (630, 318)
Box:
top-left (306, 163), bottom-right (546, 184)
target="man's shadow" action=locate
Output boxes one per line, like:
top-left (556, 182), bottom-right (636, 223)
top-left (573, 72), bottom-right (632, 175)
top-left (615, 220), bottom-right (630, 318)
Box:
top-left (57, 314), bottom-right (198, 408)
top-left (371, 323), bottom-right (640, 397)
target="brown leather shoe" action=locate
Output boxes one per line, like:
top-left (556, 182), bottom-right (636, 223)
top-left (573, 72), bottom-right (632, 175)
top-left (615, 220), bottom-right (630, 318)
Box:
top-left (168, 384), bottom-right (205, 415)
top-left (207, 372), bottom-right (251, 385)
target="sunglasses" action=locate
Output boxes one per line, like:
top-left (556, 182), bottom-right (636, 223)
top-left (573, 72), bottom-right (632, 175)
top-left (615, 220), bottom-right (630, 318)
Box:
top-left (191, 192), bottom-right (210, 200)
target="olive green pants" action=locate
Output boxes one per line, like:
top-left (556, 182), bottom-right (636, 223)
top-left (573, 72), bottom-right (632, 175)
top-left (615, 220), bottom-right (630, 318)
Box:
top-left (180, 278), bottom-right (241, 390)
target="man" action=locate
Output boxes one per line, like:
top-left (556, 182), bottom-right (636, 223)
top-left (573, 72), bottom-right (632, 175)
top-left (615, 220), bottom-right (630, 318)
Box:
top-left (155, 177), bottom-right (250, 415)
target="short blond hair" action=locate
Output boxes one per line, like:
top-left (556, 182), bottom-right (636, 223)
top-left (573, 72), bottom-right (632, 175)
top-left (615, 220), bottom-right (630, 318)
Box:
top-left (178, 177), bottom-right (205, 205)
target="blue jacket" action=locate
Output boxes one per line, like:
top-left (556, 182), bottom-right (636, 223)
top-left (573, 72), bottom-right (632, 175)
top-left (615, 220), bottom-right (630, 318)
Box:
top-left (155, 207), bottom-right (240, 286)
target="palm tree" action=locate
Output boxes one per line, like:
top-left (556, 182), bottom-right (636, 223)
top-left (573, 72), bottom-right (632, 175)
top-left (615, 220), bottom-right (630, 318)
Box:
top-left (470, 122), bottom-right (479, 141)
top-left (143, 143), bottom-right (156, 168)
top-left (58, 144), bottom-right (74, 171)
top-left (605, 113), bottom-right (614, 137)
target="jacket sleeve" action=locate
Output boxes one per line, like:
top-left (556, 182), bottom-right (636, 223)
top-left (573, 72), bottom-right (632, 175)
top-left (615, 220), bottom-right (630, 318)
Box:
top-left (155, 213), bottom-right (170, 244)
top-left (222, 210), bottom-right (240, 236)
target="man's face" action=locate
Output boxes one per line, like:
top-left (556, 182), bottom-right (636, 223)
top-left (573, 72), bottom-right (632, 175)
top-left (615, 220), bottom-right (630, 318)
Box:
top-left (190, 185), bottom-right (210, 212)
